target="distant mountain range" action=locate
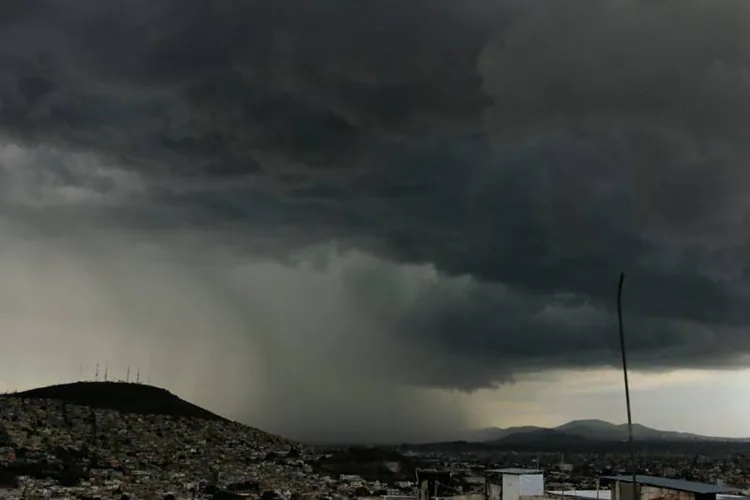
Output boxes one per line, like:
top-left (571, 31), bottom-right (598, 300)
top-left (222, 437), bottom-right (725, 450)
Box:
top-left (461, 419), bottom-right (749, 444)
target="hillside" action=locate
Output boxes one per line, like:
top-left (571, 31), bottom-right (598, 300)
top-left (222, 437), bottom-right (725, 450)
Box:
top-left (406, 419), bottom-right (750, 452)
top-left (465, 425), bottom-right (544, 442)
top-left (478, 419), bottom-right (745, 444)
top-left (547, 419), bottom-right (727, 442)
top-left (498, 428), bottom-right (590, 447)
top-left (4, 381), bottom-right (228, 421)
top-left (0, 393), bottom-right (297, 498)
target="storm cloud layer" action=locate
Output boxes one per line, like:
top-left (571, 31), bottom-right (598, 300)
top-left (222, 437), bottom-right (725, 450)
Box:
top-left (1, 0), bottom-right (750, 441)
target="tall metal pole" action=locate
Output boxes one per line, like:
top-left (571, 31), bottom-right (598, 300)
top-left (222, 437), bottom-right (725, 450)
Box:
top-left (617, 273), bottom-right (638, 497)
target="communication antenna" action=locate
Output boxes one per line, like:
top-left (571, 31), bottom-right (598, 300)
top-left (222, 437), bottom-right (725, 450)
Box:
top-left (104, 363), bottom-right (108, 382)
top-left (95, 363), bottom-right (99, 382)
top-left (127, 367), bottom-right (130, 383)
top-left (617, 273), bottom-right (638, 494)
top-left (136, 368), bottom-right (140, 384)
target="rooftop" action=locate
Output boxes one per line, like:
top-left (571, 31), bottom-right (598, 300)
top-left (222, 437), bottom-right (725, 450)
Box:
top-left (549, 491), bottom-right (747, 500)
top-left (548, 490), bottom-right (611, 500)
top-left (487, 468), bottom-right (543, 475)
top-left (600, 475), bottom-right (735, 494)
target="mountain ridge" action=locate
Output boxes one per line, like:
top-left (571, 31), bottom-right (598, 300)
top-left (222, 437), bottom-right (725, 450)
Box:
top-left (464, 419), bottom-right (749, 443)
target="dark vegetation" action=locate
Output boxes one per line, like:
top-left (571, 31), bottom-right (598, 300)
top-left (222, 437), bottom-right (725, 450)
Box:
top-left (0, 423), bottom-right (10, 446)
top-left (404, 437), bottom-right (750, 455)
top-left (313, 446), bottom-right (418, 481)
top-left (4, 382), bottom-right (228, 421)
top-left (0, 458), bottom-right (89, 488)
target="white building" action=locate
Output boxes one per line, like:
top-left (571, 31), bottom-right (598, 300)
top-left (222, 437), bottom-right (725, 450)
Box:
top-left (486, 468), bottom-right (545, 500)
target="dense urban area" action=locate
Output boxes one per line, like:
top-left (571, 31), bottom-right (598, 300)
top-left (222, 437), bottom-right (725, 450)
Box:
top-left (2, 383), bottom-right (750, 499)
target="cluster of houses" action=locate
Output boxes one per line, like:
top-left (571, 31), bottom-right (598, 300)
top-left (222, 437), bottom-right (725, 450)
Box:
top-left (0, 397), bottom-right (383, 498)
top-left (2, 395), bottom-right (750, 500)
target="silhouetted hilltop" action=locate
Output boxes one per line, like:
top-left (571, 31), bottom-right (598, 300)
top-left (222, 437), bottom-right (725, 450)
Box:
top-left (404, 419), bottom-right (750, 454)
top-left (6, 381), bottom-right (228, 421)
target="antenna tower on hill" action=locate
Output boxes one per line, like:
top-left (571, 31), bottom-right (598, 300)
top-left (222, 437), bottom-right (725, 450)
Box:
top-left (104, 363), bottom-right (108, 382)
top-left (95, 363), bottom-right (99, 381)
top-left (126, 366), bottom-right (130, 383)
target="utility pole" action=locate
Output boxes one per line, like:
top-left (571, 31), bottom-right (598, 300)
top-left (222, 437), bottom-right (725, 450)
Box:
top-left (617, 273), bottom-right (638, 499)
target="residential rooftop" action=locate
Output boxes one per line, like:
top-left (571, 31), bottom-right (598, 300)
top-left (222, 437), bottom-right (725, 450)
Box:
top-left (601, 475), bottom-right (735, 494)
top-left (487, 468), bottom-right (543, 475)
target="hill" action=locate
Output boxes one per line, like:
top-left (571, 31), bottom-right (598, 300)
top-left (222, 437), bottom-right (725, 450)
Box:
top-left (547, 419), bottom-right (728, 442)
top-left (405, 419), bottom-right (750, 453)
top-left (0, 392), bottom-right (296, 497)
top-left (4, 381), bottom-right (228, 421)
top-left (476, 419), bottom-right (745, 445)
top-left (497, 428), bottom-right (591, 447)
top-left (464, 425), bottom-right (544, 442)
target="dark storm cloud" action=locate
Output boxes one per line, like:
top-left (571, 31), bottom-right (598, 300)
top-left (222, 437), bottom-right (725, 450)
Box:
top-left (2, 0), bottom-right (750, 400)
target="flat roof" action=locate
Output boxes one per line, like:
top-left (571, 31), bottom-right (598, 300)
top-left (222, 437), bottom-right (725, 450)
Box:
top-left (601, 475), bottom-right (734, 494)
top-left (487, 468), bottom-right (543, 475)
top-left (548, 490), bottom-right (611, 500)
top-left (548, 491), bottom-right (748, 500)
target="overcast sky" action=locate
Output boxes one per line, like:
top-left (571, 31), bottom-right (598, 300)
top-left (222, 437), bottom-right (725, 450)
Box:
top-left (1, 0), bottom-right (750, 443)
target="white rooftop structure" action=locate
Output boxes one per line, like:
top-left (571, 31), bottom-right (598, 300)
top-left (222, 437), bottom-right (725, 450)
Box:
top-left (487, 468), bottom-right (544, 500)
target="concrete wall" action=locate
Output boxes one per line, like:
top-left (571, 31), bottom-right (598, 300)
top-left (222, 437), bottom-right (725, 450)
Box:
top-left (443, 494), bottom-right (485, 500)
top-left (490, 483), bottom-right (502, 500)
top-left (503, 474), bottom-right (520, 500)
top-left (614, 481), bottom-right (639, 500)
top-left (519, 475), bottom-right (545, 497)
top-left (640, 486), bottom-right (695, 500)
top-left (613, 482), bottom-right (696, 500)
top-left (382, 496), bottom-right (481, 500)
top-left (502, 474), bottom-right (545, 500)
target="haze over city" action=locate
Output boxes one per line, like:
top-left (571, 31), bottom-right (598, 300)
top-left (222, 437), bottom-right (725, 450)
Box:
top-left (1, 0), bottom-right (750, 444)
